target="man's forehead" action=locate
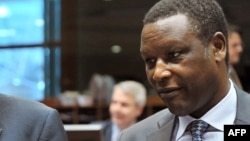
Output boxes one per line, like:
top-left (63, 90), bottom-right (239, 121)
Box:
top-left (141, 14), bottom-right (191, 41)
top-left (156, 14), bottom-right (189, 30)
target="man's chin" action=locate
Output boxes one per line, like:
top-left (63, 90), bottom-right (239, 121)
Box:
top-left (113, 118), bottom-right (123, 125)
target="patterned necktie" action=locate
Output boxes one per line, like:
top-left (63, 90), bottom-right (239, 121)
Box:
top-left (188, 120), bottom-right (209, 141)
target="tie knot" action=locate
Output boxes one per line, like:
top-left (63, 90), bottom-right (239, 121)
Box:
top-left (188, 120), bottom-right (209, 141)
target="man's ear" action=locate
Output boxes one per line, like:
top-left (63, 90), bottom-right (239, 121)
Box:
top-left (136, 105), bottom-right (144, 117)
top-left (210, 32), bottom-right (227, 61)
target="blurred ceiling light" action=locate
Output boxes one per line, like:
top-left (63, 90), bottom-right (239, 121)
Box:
top-left (111, 45), bottom-right (121, 53)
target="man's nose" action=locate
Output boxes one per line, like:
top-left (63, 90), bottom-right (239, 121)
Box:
top-left (152, 59), bottom-right (172, 81)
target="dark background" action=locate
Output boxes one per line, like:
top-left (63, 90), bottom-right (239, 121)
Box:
top-left (60, 0), bottom-right (250, 93)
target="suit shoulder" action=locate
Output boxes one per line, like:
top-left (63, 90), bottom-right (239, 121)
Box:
top-left (98, 120), bottom-right (111, 134)
top-left (0, 94), bottom-right (54, 112)
top-left (119, 108), bottom-right (173, 139)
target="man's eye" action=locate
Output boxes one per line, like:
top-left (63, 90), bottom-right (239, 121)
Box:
top-left (145, 58), bottom-right (156, 68)
top-left (169, 51), bottom-right (181, 58)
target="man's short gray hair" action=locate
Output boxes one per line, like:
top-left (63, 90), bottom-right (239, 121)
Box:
top-left (114, 80), bottom-right (147, 106)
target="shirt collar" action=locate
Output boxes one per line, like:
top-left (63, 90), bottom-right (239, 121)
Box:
top-left (176, 79), bottom-right (237, 140)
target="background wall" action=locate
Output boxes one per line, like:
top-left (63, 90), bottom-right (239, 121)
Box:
top-left (60, 0), bottom-right (250, 93)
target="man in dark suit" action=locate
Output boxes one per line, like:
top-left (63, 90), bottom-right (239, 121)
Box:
top-left (102, 80), bottom-right (146, 141)
top-left (0, 93), bottom-right (68, 141)
top-left (118, 0), bottom-right (250, 141)
top-left (227, 23), bottom-right (244, 89)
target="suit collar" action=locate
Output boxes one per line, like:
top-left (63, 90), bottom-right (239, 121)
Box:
top-left (147, 111), bottom-right (176, 141)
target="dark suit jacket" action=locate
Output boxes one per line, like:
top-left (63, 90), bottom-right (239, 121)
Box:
top-left (102, 120), bottom-right (112, 141)
top-left (118, 88), bottom-right (250, 141)
top-left (0, 94), bottom-right (68, 141)
top-left (229, 65), bottom-right (243, 89)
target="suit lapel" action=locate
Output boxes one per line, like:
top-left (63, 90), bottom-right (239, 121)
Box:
top-left (147, 114), bottom-right (176, 141)
top-left (0, 128), bottom-right (3, 136)
top-left (103, 121), bottom-right (112, 141)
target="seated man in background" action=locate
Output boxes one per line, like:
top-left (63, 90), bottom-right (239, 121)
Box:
top-left (0, 93), bottom-right (68, 141)
top-left (102, 80), bottom-right (147, 141)
top-left (228, 23), bottom-right (244, 89)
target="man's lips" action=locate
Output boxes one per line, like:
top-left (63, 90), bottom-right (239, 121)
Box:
top-left (157, 87), bottom-right (183, 97)
top-left (158, 87), bottom-right (182, 93)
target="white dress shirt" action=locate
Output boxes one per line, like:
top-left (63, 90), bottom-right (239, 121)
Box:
top-left (111, 123), bottom-right (121, 141)
top-left (172, 79), bottom-right (237, 141)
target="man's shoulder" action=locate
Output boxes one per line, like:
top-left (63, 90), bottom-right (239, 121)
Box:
top-left (119, 108), bottom-right (173, 139)
top-left (0, 93), bottom-right (53, 112)
top-left (236, 88), bottom-right (250, 100)
top-left (100, 120), bottom-right (112, 132)
top-left (0, 94), bottom-right (67, 141)
top-left (236, 88), bottom-right (250, 106)
top-left (0, 94), bottom-right (59, 128)
top-left (236, 88), bottom-right (249, 94)
top-left (139, 108), bottom-right (173, 124)
top-left (231, 88), bottom-right (250, 124)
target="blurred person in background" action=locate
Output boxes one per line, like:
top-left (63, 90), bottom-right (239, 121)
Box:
top-left (228, 23), bottom-right (244, 89)
top-left (102, 80), bottom-right (147, 141)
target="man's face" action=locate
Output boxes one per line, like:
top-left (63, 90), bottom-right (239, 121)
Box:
top-left (140, 14), bottom-right (223, 118)
top-left (109, 87), bottom-right (142, 129)
top-left (228, 32), bottom-right (243, 65)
